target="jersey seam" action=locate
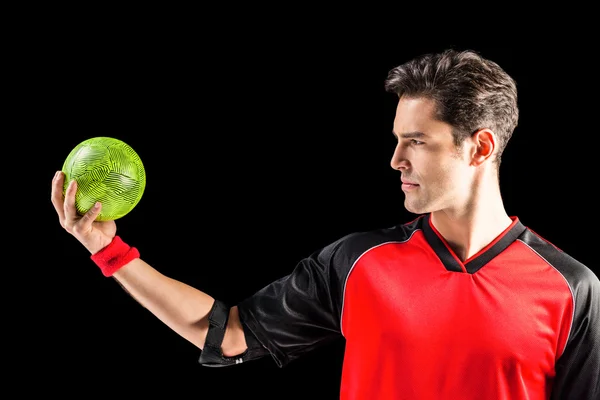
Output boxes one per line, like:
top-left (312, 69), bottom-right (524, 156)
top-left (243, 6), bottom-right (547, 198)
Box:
top-left (516, 238), bottom-right (575, 360)
top-left (340, 229), bottom-right (421, 337)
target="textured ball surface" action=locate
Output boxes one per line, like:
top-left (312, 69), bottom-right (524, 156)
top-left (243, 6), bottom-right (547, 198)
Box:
top-left (62, 137), bottom-right (146, 221)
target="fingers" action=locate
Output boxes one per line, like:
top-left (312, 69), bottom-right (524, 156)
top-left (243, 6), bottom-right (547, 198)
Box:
top-left (52, 170), bottom-right (103, 237)
top-left (50, 171), bottom-right (66, 223)
top-left (63, 178), bottom-right (78, 223)
top-left (77, 201), bottom-right (102, 232)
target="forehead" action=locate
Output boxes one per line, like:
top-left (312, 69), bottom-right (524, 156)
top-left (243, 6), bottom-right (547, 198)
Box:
top-left (393, 97), bottom-right (452, 138)
top-left (394, 97), bottom-right (437, 127)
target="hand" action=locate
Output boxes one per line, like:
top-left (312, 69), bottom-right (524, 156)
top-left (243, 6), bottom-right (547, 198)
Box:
top-left (51, 170), bottom-right (117, 254)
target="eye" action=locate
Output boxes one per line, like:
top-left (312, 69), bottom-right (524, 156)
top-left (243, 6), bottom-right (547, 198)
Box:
top-left (410, 139), bottom-right (425, 146)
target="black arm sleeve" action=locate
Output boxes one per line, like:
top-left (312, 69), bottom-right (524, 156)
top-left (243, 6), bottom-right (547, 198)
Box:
top-left (234, 229), bottom-right (380, 369)
top-left (550, 263), bottom-right (600, 399)
top-left (198, 300), bottom-right (271, 367)
top-left (197, 233), bottom-right (356, 368)
top-left (196, 226), bottom-right (407, 369)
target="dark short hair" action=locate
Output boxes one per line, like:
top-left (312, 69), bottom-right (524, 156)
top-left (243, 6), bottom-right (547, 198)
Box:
top-left (384, 49), bottom-right (519, 166)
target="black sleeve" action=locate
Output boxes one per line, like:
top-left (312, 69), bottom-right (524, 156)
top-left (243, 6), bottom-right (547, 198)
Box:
top-left (198, 300), bottom-right (271, 367)
top-left (196, 225), bottom-right (406, 369)
top-left (234, 234), bottom-right (358, 368)
top-left (550, 264), bottom-right (600, 399)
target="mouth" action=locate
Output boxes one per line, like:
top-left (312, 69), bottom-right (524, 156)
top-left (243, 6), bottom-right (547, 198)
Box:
top-left (401, 181), bottom-right (419, 191)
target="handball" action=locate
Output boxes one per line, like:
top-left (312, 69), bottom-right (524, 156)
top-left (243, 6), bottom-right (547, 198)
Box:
top-left (62, 137), bottom-right (146, 221)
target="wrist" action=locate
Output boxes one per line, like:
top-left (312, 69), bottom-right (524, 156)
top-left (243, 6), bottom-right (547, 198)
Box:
top-left (88, 237), bottom-right (114, 255)
top-left (90, 236), bottom-right (140, 277)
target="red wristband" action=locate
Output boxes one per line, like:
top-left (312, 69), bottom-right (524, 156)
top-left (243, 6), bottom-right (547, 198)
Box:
top-left (90, 236), bottom-right (140, 277)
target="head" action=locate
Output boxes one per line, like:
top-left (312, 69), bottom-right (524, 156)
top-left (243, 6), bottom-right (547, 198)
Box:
top-left (384, 49), bottom-right (519, 214)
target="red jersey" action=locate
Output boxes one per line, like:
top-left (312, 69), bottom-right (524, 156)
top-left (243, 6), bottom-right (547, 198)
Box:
top-left (200, 214), bottom-right (600, 399)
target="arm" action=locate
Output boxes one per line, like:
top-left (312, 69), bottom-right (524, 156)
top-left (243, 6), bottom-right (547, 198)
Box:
top-left (550, 266), bottom-right (600, 399)
top-left (50, 171), bottom-right (247, 358)
top-left (112, 258), bottom-right (247, 357)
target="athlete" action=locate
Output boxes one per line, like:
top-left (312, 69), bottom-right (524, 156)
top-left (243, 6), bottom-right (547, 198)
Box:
top-left (50, 49), bottom-right (600, 399)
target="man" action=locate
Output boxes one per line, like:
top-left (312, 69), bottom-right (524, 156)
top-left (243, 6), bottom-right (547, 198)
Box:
top-left (51, 49), bottom-right (599, 399)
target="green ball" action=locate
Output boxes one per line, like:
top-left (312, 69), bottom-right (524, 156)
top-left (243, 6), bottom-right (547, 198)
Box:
top-left (62, 137), bottom-right (146, 221)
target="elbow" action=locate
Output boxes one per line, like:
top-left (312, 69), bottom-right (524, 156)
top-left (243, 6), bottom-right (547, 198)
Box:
top-left (222, 306), bottom-right (248, 357)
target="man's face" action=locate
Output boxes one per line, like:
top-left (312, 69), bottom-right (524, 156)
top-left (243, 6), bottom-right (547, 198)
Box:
top-left (390, 97), bottom-right (473, 215)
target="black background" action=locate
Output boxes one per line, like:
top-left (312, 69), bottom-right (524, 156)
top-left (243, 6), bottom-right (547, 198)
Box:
top-left (16, 11), bottom-right (597, 399)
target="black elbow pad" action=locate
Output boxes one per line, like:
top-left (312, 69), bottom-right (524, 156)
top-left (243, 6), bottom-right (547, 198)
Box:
top-left (198, 300), bottom-right (269, 367)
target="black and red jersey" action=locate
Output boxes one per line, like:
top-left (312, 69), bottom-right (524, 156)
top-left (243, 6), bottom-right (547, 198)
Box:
top-left (200, 214), bottom-right (600, 399)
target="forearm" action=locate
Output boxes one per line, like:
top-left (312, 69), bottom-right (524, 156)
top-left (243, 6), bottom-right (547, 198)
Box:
top-left (112, 258), bottom-right (214, 349)
top-left (111, 258), bottom-right (248, 356)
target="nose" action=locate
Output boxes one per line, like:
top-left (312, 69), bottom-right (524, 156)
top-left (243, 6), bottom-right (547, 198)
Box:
top-left (390, 143), bottom-right (409, 171)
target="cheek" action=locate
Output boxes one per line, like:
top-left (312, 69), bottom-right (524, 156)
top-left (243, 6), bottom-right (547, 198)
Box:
top-left (449, 163), bottom-right (473, 190)
top-left (414, 151), bottom-right (467, 184)
top-left (428, 158), bottom-right (454, 178)
top-left (434, 159), bottom-right (467, 187)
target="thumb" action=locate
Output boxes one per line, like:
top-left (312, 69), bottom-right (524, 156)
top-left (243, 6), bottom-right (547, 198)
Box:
top-left (80, 201), bottom-right (102, 227)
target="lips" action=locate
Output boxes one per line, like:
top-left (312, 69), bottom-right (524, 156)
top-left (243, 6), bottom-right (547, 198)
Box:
top-left (401, 178), bottom-right (419, 192)
top-left (401, 181), bottom-right (419, 191)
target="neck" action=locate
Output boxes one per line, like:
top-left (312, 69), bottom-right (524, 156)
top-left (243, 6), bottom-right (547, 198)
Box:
top-left (429, 180), bottom-right (512, 262)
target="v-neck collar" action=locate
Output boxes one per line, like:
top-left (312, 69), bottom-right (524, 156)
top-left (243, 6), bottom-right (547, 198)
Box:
top-left (420, 213), bottom-right (526, 274)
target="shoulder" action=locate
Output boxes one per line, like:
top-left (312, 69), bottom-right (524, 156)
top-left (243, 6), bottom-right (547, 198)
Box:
top-left (519, 227), bottom-right (599, 294)
top-left (317, 215), bottom-right (425, 268)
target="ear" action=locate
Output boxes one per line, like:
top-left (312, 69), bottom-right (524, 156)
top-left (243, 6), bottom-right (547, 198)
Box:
top-left (470, 129), bottom-right (495, 166)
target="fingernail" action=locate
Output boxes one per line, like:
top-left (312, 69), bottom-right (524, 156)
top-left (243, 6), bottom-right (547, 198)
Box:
top-left (54, 171), bottom-right (61, 179)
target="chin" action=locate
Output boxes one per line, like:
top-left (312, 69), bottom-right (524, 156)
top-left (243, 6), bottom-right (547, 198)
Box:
top-left (404, 201), bottom-right (428, 215)
top-left (404, 197), bottom-right (440, 215)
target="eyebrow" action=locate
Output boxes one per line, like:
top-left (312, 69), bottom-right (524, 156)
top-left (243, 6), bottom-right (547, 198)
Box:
top-left (392, 131), bottom-right (427, 139)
